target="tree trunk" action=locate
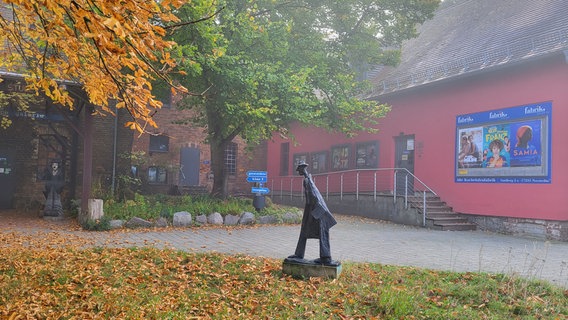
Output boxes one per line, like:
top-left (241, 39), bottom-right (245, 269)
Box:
top-left (210, 140), bottom-right (229, 199)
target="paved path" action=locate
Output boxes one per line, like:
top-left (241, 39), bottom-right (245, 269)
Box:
top-left (2, 213), bottom-right (568, 288)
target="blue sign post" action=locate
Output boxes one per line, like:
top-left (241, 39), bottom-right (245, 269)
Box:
top-left (246, 176), bottom-right (267, 183)
top-left (246, 171), bottom-right (267, 183)
top-left (247, 171), bottom-right (269, 211)
top-left (246, 171), bottom-right (267, 177)
top-left (247, 171), bottom-right (269, 194)
top-left (251, 187), bottom-right (270, 194)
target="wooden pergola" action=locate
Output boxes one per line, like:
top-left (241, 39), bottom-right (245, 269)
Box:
top-left (1, 72), bottom-right (100, 220)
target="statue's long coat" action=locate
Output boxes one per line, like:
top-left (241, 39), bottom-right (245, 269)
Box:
top-left (299, 174), bottom-right (337, 239)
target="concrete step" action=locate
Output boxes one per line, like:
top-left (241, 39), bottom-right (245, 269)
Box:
top-left (427, 212), bottom-right (463, 218)
top-left (435, 222), bottom-right (477, 231)
top-left (428, 216), bottom-right (469, 223)
top-left (425, 206), bottom-right (454, 212)
top-left (410, 202), bottom-right (451, 209)
top-left (422, 202), bottom-right (477, 231)
top-left (410, 205), bottom-right (454, 214)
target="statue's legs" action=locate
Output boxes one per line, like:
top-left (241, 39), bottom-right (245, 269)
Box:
top-left (293, 235), bottom-right (307, 259)
top-left (319, 228), bottom-right (331, 259)
top-left (292, 228), bottom-right (331, 261)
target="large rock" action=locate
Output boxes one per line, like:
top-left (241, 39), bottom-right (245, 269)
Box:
top-left (238, 212), bottom-right (256, 225)
top-left (195, 214), bottom-right (208, 225)
top-left (259, 215), bottom-right (278, 225)
top-left (155, 217), bottom-right (169, 228)
top-left (282, 212), bottom-right (302, 224)
top-left (109, 219), bottom-right (124, 230)
top-left (224, 214), bottom-right (240, 226)
top-left (125, 217), bottom-right (153, 229)
top-left (207, 212), bottom-right (224, 225)
top-left (173, 211), bottom-right (192, 227)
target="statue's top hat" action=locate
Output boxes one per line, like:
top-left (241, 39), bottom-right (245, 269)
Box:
top-left (296, 160), bottom-right (308, 170)
top-left (296, 161), bottom-right (308, 175)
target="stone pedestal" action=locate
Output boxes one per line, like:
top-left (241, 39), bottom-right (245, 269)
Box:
top-left (282, 258), bottom-right (342, 279)
top-left (87, 199), bottom-right (104, 220)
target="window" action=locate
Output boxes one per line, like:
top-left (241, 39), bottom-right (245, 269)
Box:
top-left (331, 145), bottom-right (351, 171)
top-left (149, 135), bottom-right (169, 153)
top-left (356, 141), bottom-right (379, 169)
top-left (293, 153), bottom-right (308, 168)
top-left (280, 142), bottom-right (289, 176)
top-left (130, 165), bottom-right (138, 177)
top-left (148, 166), bottom-right (167, 184)
top-left (225, 142), bottom-right (237, 175)
top-left (310, 151), bottom-right (329, 174)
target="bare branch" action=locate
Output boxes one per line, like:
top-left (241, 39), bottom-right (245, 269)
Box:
top-left (164, 6), bottom-right (225, 31)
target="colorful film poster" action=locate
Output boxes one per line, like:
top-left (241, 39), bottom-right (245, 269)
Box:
top-left (509, 119), bottom-right (542, 167)
top-left (482, 124), bottom-right (510, 168)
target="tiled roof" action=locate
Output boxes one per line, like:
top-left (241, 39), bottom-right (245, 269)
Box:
top-left (366, 0), bottom-right (568, 98)
top-left (0, 3), bottom-right (21, 77)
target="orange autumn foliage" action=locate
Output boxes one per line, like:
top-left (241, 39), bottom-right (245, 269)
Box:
top-left (0, 0), bottom-right (188, 132)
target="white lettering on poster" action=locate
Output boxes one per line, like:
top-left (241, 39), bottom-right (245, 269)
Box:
top-left (457, 116), bottom-right (473, 124)
top-left (489, 111), bottom-right (507, 119)
top-left (524, 105), bottom-right (545, 114)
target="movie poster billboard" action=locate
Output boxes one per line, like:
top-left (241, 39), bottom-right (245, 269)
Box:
top-left (455, 102), bottom-right (551, 184)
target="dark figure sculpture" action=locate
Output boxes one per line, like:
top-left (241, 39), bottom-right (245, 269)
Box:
top-left (287, 161), bottom-right (339, 266)
top-left (43, 161), bottom-right (64, 217)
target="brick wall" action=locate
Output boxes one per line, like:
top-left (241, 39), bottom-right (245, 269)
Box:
top-left (1, 99), bottom-right (270, 209)
top-left (74, 107), bottom-right (134, 199)
top-left (131, 106), bottom-right (268, 196)
top-left (0, 117), bottom-right (45, 210)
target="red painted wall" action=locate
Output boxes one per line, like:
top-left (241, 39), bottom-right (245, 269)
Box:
top-left (267, 54), bottom-right (568, 221)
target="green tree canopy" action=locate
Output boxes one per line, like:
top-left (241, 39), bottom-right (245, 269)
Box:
top-left (169, 0), bottom-right (440, 197)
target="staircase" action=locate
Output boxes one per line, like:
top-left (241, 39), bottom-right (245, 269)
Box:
top-left (407, 195), bottom-right (477, 231)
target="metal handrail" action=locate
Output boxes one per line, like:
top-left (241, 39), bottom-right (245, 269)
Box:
top-left (269, 168), bottom-right (438, 226)
top-left (394, 168), bottom-right (437, 226)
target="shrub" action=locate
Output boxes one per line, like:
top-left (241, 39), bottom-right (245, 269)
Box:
top-left (102, 193), bottom-right (301, 223)
top-left (82, 216), bottom-right (112, 231)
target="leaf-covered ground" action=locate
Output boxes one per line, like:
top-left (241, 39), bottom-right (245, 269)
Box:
top-left (1, 229), bottom-right (567, 319)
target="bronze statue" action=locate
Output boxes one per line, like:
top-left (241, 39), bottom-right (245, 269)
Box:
top-left (287, 161), bottom-right (338, 266)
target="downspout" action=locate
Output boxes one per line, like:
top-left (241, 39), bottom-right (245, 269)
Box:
top-left (111, 101), bottom-right (117, 195)
top-left (79, 105), bottom-right (93, 224)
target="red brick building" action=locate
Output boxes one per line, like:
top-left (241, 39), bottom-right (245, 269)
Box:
top-left (0, 75), bottom-right (134, 212)
top-left (131, 105), bottom-right (267, 196)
